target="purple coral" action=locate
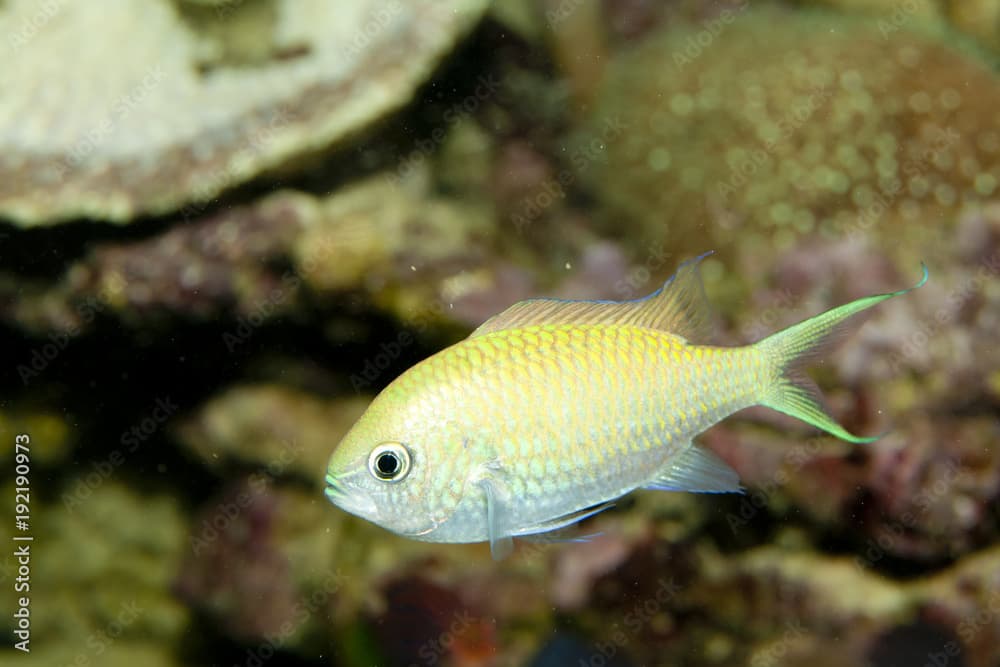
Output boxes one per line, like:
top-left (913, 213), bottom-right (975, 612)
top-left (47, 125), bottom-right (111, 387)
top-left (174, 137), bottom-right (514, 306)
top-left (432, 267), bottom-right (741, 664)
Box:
top-left (174, 476), bottom-right (300, 642)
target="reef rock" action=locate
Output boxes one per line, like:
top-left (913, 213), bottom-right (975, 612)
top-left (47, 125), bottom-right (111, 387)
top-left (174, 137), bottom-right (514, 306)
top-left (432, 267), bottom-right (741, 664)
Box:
top-left (0, 0), bottom-right (489, 225)
top-left (176, 384), bottom-right (369, 487)
top-left (0, 482), bottom-right (189, 662)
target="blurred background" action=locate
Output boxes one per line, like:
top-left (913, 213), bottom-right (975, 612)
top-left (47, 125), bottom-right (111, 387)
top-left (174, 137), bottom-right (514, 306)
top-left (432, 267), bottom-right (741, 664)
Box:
top-left (0, 0), bottom-right (998, 665)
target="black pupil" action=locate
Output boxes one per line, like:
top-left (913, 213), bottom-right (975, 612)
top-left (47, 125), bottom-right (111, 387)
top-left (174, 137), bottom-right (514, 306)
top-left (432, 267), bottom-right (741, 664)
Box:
top-left (376, 452), bottom-right (400, 477)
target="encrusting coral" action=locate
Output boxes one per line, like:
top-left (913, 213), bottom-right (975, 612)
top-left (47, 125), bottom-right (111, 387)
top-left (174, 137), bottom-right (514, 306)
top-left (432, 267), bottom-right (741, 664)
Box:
top-left (0, 0), bottom-right (489, 225)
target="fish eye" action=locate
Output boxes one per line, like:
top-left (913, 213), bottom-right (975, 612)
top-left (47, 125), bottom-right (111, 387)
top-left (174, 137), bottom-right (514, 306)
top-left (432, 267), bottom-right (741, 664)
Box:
top-left (368, 442), bottom-right (411, 482)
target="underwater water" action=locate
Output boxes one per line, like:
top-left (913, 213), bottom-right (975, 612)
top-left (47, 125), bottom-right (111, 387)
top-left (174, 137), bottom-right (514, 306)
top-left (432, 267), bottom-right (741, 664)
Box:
top-left (1, 1), bottom-right (998, 665)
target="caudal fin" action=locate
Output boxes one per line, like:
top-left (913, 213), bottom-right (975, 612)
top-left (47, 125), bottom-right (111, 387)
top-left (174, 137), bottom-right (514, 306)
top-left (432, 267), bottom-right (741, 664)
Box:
top-left (754, 264), bottom-right (928, 443)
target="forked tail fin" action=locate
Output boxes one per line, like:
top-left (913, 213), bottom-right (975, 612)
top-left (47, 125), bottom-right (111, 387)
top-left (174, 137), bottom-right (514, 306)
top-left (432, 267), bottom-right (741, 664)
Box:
top-left (754, 264), bottom-right (928, 443)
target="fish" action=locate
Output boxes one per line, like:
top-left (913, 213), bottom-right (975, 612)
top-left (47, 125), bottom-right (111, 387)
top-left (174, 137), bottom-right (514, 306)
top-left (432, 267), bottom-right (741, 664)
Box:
top-left (325, 252), bottom-right (927, 559)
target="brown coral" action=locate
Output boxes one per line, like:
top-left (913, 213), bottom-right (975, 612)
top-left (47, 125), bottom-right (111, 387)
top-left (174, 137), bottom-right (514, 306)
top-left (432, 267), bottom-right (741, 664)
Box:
top-left (583, 6), bottom-right (1000, 260)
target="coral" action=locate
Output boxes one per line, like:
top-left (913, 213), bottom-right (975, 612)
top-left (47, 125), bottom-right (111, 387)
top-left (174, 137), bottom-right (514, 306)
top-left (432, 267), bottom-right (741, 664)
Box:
top-left (0, 167), bottom-right (512, 336)
top-left (700, 232), bottom-right (1000, 563)
top-left (436, 118), bottom-right (495, 198)
top-left (176, 384), bottom-right (370, 487)
top-left (372, 576), bottom-right (498, 666)
top-left (543, 0), bottom-right (608, 108)
top-left (69, 191), bottom-right (311, 322)
top-left (0, 189), bottom-right (310, 336)
top-left (705, 411), bottom-right (1000, 562)
top-left (0, 482), bottom-right (189, 662)
top-left (0, 404), bottom-right (73, 466)
top-left (174, 477), bottom-right (337, 647)
top-left (674, 544), bottom-right (1000, 667)
top-left (582, 6), bottom-right (1000, 260)
top-left (799, 0), bottom-right (1000, 54)
top-left (5, 643), bottom-right (181, 667)
top-left (860, 415), bottom-right (1000, 561)
top-left (0, 176), bottom-right (486, 335)
top-left (0, 0), bottom-right (490, 225)
top-left (290, 173), bottom-right (504, 331)
top-left (947, 0), bottom-right (1000, 51)
top-left (918, 546), bottom-right (1000, 665)
top-left (798, 0), bottom-right (941, 21)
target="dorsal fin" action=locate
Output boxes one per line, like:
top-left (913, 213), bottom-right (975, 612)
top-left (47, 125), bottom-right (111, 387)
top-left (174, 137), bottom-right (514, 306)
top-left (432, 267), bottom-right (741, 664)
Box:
top-left (469, 251), bottom-right (715, 342)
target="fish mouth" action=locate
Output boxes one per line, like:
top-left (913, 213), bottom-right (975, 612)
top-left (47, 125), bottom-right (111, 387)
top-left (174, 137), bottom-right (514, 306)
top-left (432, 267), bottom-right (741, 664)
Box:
top-left (323, 473), bottom-right (346, 504)
top-left (324, 472), bottom-right (377, 517)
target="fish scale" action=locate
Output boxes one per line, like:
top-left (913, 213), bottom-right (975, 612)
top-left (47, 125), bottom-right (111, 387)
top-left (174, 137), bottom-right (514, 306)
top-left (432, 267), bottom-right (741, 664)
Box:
top-left (404, 324), bottom-right (764, 537)
top-left (325, 254), bottom-right (928, 558)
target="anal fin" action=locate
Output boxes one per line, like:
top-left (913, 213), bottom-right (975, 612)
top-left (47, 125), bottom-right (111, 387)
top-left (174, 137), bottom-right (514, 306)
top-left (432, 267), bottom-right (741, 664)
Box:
top-left (513, 501), bottom-right (614, 539)
top-left (520, 527), bottom-right (602, 545)
top-left (645, 444), bottom-right (743, 493)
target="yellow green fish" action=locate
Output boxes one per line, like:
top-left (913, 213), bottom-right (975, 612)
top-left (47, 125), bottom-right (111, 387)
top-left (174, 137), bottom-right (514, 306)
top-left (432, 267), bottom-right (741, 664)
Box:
top-left (325, 253), bottom-right (927, 559)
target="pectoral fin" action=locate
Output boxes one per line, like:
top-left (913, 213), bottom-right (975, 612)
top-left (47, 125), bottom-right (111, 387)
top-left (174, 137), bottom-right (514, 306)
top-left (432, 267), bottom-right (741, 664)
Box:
top-left (479, 478), bottom-right (514, 560)
top-left (645, 444), bottom-right (742, 493)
